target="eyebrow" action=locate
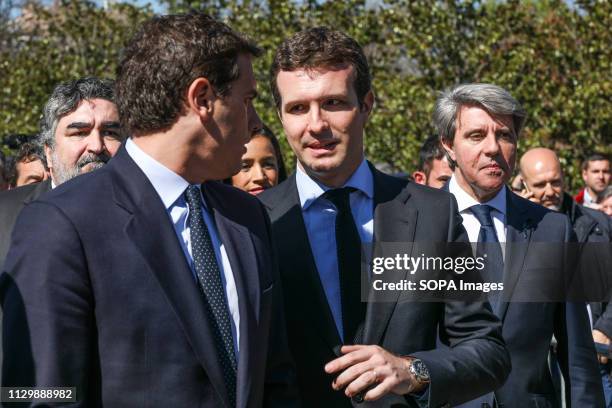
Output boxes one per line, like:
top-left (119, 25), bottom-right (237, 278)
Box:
top-left (66, 121), bottom-right (120, 130)
top-left (66, 122), bottom-right (93, 130)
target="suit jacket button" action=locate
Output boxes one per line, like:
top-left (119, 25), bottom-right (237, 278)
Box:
top-left (352, 394), bottom-right (364, 403)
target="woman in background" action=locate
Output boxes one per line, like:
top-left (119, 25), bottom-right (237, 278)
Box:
top-left (231, 125), bottom-right (287, 195)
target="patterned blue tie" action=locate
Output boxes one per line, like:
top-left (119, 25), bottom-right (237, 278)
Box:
top-left (470, 204), bottom-right (504, 309)
top-left (184, 185), bottom-right (237, 406)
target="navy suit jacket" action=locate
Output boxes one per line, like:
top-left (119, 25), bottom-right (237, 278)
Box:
top-left (456, 189), bottom-right (604, 408)
top-left (259, 167), bottom-right (510, 408)
top-left (0, 147), bottom-right (298, 407)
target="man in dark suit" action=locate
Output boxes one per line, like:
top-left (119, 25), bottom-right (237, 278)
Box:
top-left (437, 83), bottom-right (604, 407)
top-left (1, 13), bottom-right (297, 407)
top-left (519, 147), bottom-right (612, 406)
top-left (259, 27), bottom-right (510, 408)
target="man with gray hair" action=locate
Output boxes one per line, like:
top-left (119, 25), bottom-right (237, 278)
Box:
top-left (437, 83), bottom-right (603, 407)
top-left (0, 77), bottom-right (123, 266)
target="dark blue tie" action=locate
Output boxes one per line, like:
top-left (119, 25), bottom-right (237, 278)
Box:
top-left (323, 187), bottom-right (366, 344)
top-left (185, 185), bottom-right (237, 406)
top-left (470, 204), bottom-right (504, 308)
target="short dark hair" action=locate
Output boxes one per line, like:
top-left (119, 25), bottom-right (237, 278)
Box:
top-left (7, 142), bottom-right (46, 187)
top-left (116, 12), bottom-right (261, 136)
top-left (270, 27), bottom-right (371, 109)
top-left (582, 152), bottom-right (610, 171)
top-left (417, 135), bottom-right (446, 176)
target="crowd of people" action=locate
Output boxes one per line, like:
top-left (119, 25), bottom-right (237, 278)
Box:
top-left (0, 11), bottom-right (610, 408)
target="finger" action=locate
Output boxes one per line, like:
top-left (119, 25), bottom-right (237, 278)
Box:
top-left (333, 360), bottom-right (377, 391)
top-left (363, 378), bottom-right (395, 402)
top-left (340, 344), bottom-right (367, 354)
top-left (325, 346), bottom-right (375, 374)
top-left (344, 369), bottom-right (381, 398)
top-left (600, 356), bottom-right (609, 365)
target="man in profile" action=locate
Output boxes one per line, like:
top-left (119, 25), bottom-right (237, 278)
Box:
top-left (260, 27), bottom-right (509, 407)
top-left (1, 12), bottom-right (297, 407)
top-left (412, 134), bottom-right (452, 188)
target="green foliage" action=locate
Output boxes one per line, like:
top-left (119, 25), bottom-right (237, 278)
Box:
top-left (1, 0), bottom-right (610, 190)
top-left (0, 0), bottom-right (152, 152)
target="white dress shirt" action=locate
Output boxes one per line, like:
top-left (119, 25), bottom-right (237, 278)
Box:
top-left (126, 138), bottom-right (240, 358)
top-left (448, 175), bottom-right (507, 259)
top-left (296, 159), bottom-right (374, 341)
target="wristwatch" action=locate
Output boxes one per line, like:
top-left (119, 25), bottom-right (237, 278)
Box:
top-left (408, 358), bottom-right (430, 384)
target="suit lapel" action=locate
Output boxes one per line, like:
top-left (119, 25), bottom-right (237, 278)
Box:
top-left (22, 179), bottom-right (51, 204)
top-left (269, 175), bottom-right (343, 350)
top-left (203, 183), bottom-right (259, 408)
top-left (364, 167), bottom-right (416, 345)
top-left (498, 190), bottom-right (534, 320)
top-left (112, 149), bottom-right (232, 408)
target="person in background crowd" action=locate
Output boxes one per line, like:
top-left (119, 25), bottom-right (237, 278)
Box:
top-left (1, 12), bottom-right (298, 407)
top-left (260, 27), bottom-right (510, 407)
top-left (0, 77), bottom-right (122, 389)
top-left (230, 125), bottom-right (287, 195)
top-left (575, 153), bottom-right (610, 209)
top-left (412, 134), bottom-right (452, 188)
top-left (600, 186), bottom-right (612, 217)
top-left (438, 83), bottom-right (604, 408)
top-left (519, 147), bottom-right (612, 406)
top-left (0, 77), bottom-right (122, 269)
top-left (0, 151), bottom-right (8, 191)
top-left (6, 141), bottom-right (49, 188)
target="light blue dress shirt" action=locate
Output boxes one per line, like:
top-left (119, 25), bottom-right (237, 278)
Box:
top-left (295, 159), bottom-right (374, 341)
top-left (125, 139), bottom-right (240, 358)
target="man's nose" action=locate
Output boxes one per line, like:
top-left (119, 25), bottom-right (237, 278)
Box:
top-left (482, 133), bottom-right (500, 156)
top-left (544, 182), bottom-right (555, 197)
top-left (86, 132), bottom-right (104, 154)
top-left (248, 104), bottom-right (263, 135)
top-left (307, 107), bottom-right (329, 134)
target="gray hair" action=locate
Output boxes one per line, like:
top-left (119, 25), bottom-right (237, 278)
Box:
top-left (433, 83), bottom-right (527, 145)
top-left (599, 185), bottom-right (612, 203)
top-left (38, 77), bottom-right (116, 149)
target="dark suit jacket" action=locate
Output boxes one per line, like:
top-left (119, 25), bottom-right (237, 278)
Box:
top-left (0, 179), bottom-right (52, 388)
top-left (0, 147), bottom-right (298, 407)
top-left (0, 179), bottom-right (52, 268)
top-left (457, 190), bottom-right (604, 408)
top-left (259, 167), bottom-right (510, 408)
top-left (560, 193), bottom-right (612, 338)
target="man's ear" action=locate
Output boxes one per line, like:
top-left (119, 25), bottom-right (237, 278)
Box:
top-left (412, 171), bottom-right (426, 185)
top-left (44, 144), bottom-right (53, 170)
top-left (440, 137), bottom-right (456, 163)
top-left (187, 77), bottom-right (214, 121)
top-left (361, 90), bottom-right (375, 115)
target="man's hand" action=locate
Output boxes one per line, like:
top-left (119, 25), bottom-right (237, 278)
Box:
top-left (324, 345), bottom-right (426, 402)
top-left (593, 329), bottom-right (611, 364)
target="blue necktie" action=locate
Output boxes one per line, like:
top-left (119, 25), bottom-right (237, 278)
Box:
top-left (323, 187), bottom-right (366, 344)
top-left (185, 185), bottom-right (237, 406)
top-left (470, 204), bottom-right (504, 308)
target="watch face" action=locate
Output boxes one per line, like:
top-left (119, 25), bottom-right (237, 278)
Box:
top-left (411, 359), bottom-right (430, 382)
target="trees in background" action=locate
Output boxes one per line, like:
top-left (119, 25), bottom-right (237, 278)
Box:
top-left (1, 0), bottom-right (610, 190)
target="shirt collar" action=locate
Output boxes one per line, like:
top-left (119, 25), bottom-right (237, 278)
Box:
top-left (296, 158), bottom-right (374, 211)
top-left (449, 174), bottom-right (507, 216)
top-left (125, 138), bottom-right (191, 209)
